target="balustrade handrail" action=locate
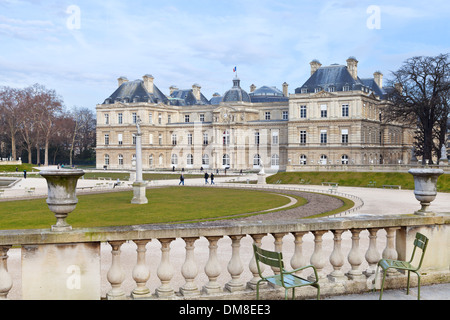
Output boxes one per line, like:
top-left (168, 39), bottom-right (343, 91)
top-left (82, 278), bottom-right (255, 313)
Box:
top-left (0, 213), bottom-right (447, 247)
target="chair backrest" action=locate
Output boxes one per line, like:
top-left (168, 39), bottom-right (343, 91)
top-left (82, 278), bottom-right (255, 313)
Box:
top-left (411, 233), bottom-right (429, 268)
top-left (253, 244), bottom-right (284, 277)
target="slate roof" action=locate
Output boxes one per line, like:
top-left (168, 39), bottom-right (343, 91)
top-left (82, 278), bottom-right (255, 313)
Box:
top-left (223, 77), bottom-right (251, 103)
top-left (103, 80), bottom-right (169, 104)
top-left (249, 86), bottom-right (288, 103)
top-left (295, 64), bottom-right (387, 99)
top-left (168, 89), bottom-right (210, 106)
top-left (210, 93), bottom-right (223, 105)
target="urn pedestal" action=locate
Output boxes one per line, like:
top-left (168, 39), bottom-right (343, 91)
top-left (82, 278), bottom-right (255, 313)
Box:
top-left (39, 169), bottom-right (84, 232)
top-left (408, 168), bottom-right (444, 216)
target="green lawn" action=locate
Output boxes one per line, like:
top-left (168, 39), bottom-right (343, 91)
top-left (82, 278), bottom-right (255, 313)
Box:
top-left (0, 187), bottom-right (304, 230)
top-left (267, 171), bottom-right (450, 192)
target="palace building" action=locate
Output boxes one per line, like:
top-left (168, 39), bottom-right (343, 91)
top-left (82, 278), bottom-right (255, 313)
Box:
top-left (95, 57), bottom-right (413, 171)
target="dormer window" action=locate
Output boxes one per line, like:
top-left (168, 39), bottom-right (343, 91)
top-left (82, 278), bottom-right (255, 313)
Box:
top-left (343, 85), bottom-right (350, 92)
top-left (301, 88), bottom-right (308, 94)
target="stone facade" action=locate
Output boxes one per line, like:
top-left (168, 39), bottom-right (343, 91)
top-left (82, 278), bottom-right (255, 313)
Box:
top-left (96, 58), bottom-right (413, 171)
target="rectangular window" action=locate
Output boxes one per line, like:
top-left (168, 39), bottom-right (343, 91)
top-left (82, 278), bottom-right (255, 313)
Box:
top-left (185, 115), bottom-right (190, 123)
top-left (272, 131), bottom-right (279, 145)
top-left (200, 114), bottom-right (205, 122)
top-left (265, 112), bottom-right (271, 120)
top-left (104, 114), bottom-right (109, 125)
top-left (158, 113), bottom-right (162, 125)
top-left (158, 134), bottom-right (162, 145)
top-left (203, 133), bottom-right (208, 145)
top-left (149, 134), bottom-right (153, 145)
top-left (320, 105), bottom-right (327, 118)
top-left (282, 111), bottom-right (288, 120)
top-left (168, 114), bottom-right (171, 123)
top-left (299, 130), bottom-right (306, 144)
top-left (320, 130), bottom-right (327, 144)
top-left (149, 113), bottom-right (153, 124)
top-left (255, 131), bottom-right (260, 145)
top-left (172, 134), bottom-right (177, 146)
top-left (118, 133), bottom-right (123, 145)
top-left (341, 129), bottom-right (349, 144)
top-left (187, 133), bottom-right (193, 145)
top-left (132, 112), bottom-right (137, 124)
top-left (104, 134), bottom-right (109, 145)
top-left (132, 134), bottom-right (136, 145)
top-left (342, 104), bottom-right (349, 117)
top-left (118, 113), bottom-right (123, 124)
top-left (300, 105), bottom-right (307, 118)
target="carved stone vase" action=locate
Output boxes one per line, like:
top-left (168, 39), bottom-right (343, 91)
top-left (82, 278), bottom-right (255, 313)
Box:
top-left (408, 168), bottom-right (444, 216)
top-left (40, 169), bottom-right (84, 231)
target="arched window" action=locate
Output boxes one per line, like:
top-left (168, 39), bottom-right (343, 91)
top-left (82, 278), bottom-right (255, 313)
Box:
top-left (118, 154), bottom-right (124, 166)
top-left (202, 154), bottom-right (209, 166)
top-left (253, 154), bottom-right (261, 166)
top-left (341, 154), bottom-right (349, 164)
top-left (149, 154), bottom-right (154, 166)
top-left (187, 154), bottom-right (193, 166)
top-left (299, 154), bottom-right (307, 165)
top-left (271, 154), bottom-right (279, 166)
top-left (320, 154), bottom-right (327, 165)
top-left (171, 154), bottom-right (178, 165)
top-left (222, 154), bottom-right (230, 166)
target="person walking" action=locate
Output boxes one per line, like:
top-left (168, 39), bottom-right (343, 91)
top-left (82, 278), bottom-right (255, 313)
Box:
top-left (204, 172), bottom-right (209, 184)
top-left (210, 173), bottom-right (215, 185)
top-left (179, 173), bottom-right (184, 185)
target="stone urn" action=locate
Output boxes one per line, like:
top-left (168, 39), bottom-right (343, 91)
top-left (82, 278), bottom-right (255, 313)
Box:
top-left (408, 168), bottom-right (444, 216)
top-left (40, 169), bottom-right (85, 231)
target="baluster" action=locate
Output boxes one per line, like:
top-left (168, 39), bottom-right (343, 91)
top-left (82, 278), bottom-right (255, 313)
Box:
top-left (347, 228), bottom-right (365, 280)
top-left (180, 237), bottom-right (200, 296)
top-left (203, 236), bottom-right (223, 294)
top-left (382, 227), bottom-right (400, 275)
top-left (328, 229), bottom-right (346, 282)
top-left (247, 233), bottom-right (266, 290)
top-left (309, 230), bottom-right (327, 281)
top-left (271, 233), bottom-right (286, 274)
top-left (156, 238), bottom-right (175, 297)
top-left (364, 228), bottom-right (381, 276)
top-left (131, 240), bottom-right (151, 299)
top-left (290, 232), bottom-right (309, 275)
top-left (0, 246), bottom-right (12, 300)
top-left (106, 240), bottom-right (126, 300)
top-left (225, 235), bottom-right (245, 292)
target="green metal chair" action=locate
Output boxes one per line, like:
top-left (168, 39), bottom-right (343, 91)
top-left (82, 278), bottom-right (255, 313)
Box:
top-left (374, 232), bottom-right (429, 300)
top-left (252, 244), bottom-right (320, 300)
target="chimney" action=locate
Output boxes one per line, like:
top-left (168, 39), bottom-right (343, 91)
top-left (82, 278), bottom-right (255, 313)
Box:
top-left (346, 57), bottom-right (358, 80)
top-left (169, 85), bottom-right (178, 95)
top-left (192, 83), bottom-right (201, 101)
top-left (373, 71), bottom-right (383, 88)
top-left (250, 84), bottom-right (256, 92)
top-left (394, 83), bottom-right (403, 94)
top-left (117, 76), bottom-right (128, 87)
top-left (282, 82), bottom-right (289, 97)
top-left (310, 60), bottom-right (322, 75)
top-left (143, 74), bottom-right (154, 94)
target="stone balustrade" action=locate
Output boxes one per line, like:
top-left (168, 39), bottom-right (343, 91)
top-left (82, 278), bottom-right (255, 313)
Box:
top-left (0, 213), bottom-right (449, 300)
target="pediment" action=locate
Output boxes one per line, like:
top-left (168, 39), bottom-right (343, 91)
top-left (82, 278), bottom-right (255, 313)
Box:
top-left (312, 90), bottom-right (337, 98)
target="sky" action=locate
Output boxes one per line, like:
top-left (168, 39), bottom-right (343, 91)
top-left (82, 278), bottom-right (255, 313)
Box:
top-left (1, 0), bottom-right (449, 112)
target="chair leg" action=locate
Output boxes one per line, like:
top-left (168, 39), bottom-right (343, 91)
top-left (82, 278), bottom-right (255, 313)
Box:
top-left (316, 286), bottom-right (320, 300)
top-left (416, 272), bottom-right (421, 300)
top-left (292, 287), bottom-right (295, 300)
top-left (406, 270), bottom-right (411, 295)
top-left (379, 270), bottom-right (387, 300)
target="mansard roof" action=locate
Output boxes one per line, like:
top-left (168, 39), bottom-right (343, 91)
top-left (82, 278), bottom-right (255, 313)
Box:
top-left (249, 85), bottom-right (288, 103)
top-left (295, 63), bottom-right (388, 99)
top-left (168, 89), bottom-right (210, 106)
top-left (103, 80), bottom-right (168, 104)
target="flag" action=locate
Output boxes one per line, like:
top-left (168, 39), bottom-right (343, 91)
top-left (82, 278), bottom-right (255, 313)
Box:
top-left (233, 66), bottom-right (237, 72)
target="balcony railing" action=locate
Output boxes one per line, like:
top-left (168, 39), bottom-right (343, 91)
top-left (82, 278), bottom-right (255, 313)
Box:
top-left (1, 211), bottom-right (448, 300)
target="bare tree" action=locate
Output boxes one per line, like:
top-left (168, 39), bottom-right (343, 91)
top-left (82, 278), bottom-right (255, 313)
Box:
top-left (29, 84), bottom-right (63, 166)
top-left (0, 86), bottom-right (21, 160)
top-left (385, 54), bottom-right (450, 163)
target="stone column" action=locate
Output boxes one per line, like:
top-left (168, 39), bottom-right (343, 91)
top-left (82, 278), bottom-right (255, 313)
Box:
top-left (203, 236), bottom-right (223, 294)
top-left (180, 237), bottom-right (200, 296)
top-left (225, 235), bottom-right (245, 292)
top-left (106, 241), bottom-right (126, 300)
top-left (156, 238), bottom-right (175, 297)
top-left (132, 117), bottom-right (148, 204)
top-left (131, 240), bottom-right (151, 299)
